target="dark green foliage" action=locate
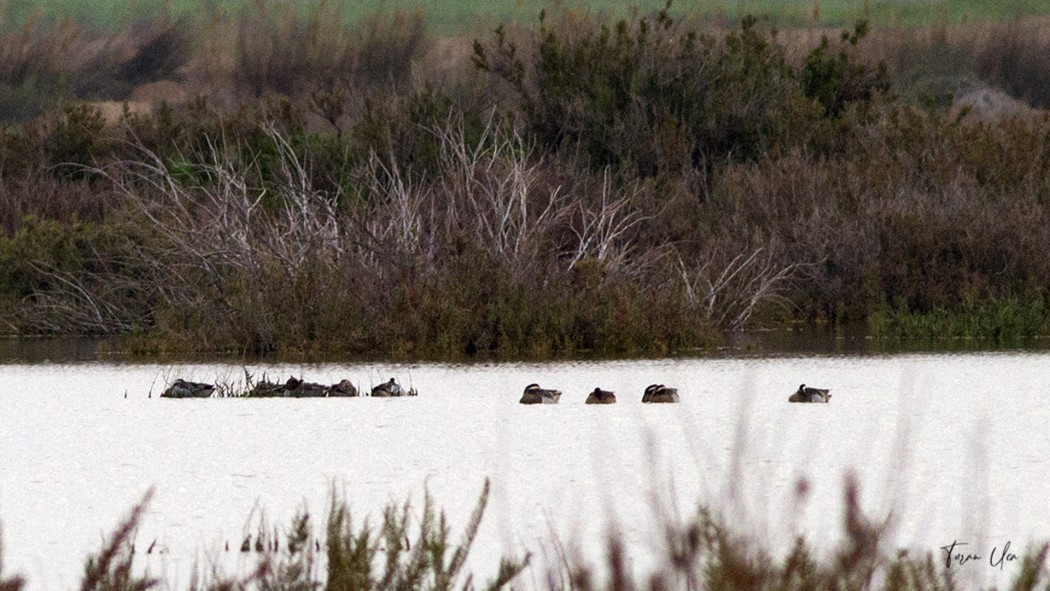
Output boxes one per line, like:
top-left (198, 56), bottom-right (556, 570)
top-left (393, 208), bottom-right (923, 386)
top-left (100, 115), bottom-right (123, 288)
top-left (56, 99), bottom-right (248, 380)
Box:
top-left (0, 216), bottom-right (150, 334)
top-left (473, 8), bottom-right (821, 175)
top-left (801, 20), bottom-right (892, 116)
top-left (349, 88), bottom-right (458, 180)
top-left (867, 297), bottom-right (1050, 343)
top-left (44, 104), bottom-right (108, 174)
top-left (325, 495), bottom-right (374, 591)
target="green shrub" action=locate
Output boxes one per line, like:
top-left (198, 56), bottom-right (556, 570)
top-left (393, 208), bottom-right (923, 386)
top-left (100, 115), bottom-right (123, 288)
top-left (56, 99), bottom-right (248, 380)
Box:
top-left (473, 8), bottom-right (828, 175)
top-left (801, 20), bottom-right (891, 117)
top-left (868, 297), bottom-right (1050, 343)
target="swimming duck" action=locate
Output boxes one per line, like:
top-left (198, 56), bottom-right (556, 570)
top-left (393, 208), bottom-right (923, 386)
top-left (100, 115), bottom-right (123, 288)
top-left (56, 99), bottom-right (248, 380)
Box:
top-left (642, 384), bottom-right (679, 403)
top-left (519, 383), bottom-right (561, 404)
top-left (585, 388), bottom-right (617, 404)
top-left (789, 384), bottom-right (831, 403)
top-left (160, 379), bottom-right (215, 399)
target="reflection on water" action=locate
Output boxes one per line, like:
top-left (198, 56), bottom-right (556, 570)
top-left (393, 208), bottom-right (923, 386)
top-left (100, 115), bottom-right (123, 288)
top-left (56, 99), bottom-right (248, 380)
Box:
top-left (1, 344), bottom-right (1049, 590)
top-left (6, 326), bottom-right (1050, 366)
top-left (0, 337), bottom-right (121, 363)
top-left (725, 326), bottom-right (1050, 357)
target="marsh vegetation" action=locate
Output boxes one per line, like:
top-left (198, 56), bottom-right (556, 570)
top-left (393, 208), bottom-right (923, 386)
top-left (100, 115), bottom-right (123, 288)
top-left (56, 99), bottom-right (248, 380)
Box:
top-left (5, 476), bottom-right (1050, 590)
top-left (1, 1), bottom-right (1050, 356)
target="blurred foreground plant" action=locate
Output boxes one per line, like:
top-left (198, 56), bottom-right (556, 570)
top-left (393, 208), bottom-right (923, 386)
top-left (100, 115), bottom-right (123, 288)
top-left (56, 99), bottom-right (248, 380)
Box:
top-left (0, 522), bottom-right (26, 591)
top-left (5, 475), bottom-right (1050, 590)
top-left (68, 480), bottom-right (528, 591)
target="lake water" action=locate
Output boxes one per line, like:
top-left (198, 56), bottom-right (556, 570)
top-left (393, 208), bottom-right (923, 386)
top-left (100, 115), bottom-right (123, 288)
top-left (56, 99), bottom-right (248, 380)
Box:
top-left (2, 349), bottom-right (1049, 589)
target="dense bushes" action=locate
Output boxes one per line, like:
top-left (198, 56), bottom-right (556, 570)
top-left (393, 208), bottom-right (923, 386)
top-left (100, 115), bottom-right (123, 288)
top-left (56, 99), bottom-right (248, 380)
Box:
top-left (475, 12), bottom-right (811, 175)
top-left (0, 4), bottom-right (1048, 355)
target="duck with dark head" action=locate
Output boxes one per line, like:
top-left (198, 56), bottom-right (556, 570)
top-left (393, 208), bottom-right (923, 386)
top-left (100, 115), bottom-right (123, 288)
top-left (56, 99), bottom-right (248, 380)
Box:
top-left (371, 378), bottom-right (402, 397)
top-left (371, 377), bottom-right (417, 397)
top-left (329, 379), bottom-right (358, 397)
top-left (520, 383), bottom-right (561, 404)
top-left (585, 388), bottom-right (616, 404)
top-left (160, 379), bottom-right (215, 399)
top-left (642, 384), bottom-right (679, 403)
top-left (789, 384), bottom-right (831, 403)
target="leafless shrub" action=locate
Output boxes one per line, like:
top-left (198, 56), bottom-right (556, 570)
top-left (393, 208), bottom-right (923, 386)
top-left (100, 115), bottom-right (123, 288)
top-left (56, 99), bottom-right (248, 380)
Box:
top-left (17, 261), bottom-right (143, 334)
top-left (563, 171), bottom-right (649, 280)
top-left (431, 117), bottom-right (659, 286)
top-left (0, 171), bottom-right (108, 233)
top-left (103, 123), bottom-right (344, 287)
top-left (356, 151), bottom-right (431, 274)
top-left (432, 116), bottom-right (564, 273)
top-left (678, 246), bottom-right (803, 330)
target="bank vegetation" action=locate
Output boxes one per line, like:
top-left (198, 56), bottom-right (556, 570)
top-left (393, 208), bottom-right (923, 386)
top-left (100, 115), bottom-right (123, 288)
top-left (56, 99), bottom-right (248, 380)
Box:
top-left (2, 2), bottom-right (1050, 356)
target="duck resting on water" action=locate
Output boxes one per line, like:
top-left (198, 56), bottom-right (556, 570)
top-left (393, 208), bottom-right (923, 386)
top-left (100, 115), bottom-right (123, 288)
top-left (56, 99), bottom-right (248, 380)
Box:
top-left (371, 377), bottom-right (417, 397)
top-left (642, 384), bottom-right (679, 403)
top-left (160, 379), bottom-right (215, 399)
top-left (585, 387), bottom-right (617, 404)
top-left (520, 383), bottom-right (561, 404)
top-left (789, 384), bottom-right (831, 403)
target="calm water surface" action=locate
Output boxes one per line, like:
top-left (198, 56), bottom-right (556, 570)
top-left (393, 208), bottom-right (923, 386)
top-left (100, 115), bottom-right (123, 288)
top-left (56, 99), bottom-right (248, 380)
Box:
top-left (2, 351), bottom-right (1049, 589)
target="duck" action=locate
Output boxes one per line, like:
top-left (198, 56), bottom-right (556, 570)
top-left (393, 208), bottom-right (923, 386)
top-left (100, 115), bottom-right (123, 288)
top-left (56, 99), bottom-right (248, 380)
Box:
top-left (160, 379), bottom-right (215, 399)
top-left (585, 387), bottom-right (617, 404)
top-left (789, 384), bottom-right (831, 403)
top-left (642, 384), bottom-right (679, 403)
top-left (287, 377), bottom-right (329, 398)
top-left (519, 383), bottom-right (561, 404)
top-left (371, 377), bottom-right (404, 397)
top-left (328, 379), bottom-right (358, 397)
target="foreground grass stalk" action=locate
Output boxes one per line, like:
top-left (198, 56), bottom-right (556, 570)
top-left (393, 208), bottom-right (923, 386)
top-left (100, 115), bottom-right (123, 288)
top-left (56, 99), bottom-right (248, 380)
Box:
top-left (0, 522), bottom-right (26, 591)
top-left (81, 488), bottom-right (158, 591)
top-left (6, 476), bottom-right (1050, 590)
